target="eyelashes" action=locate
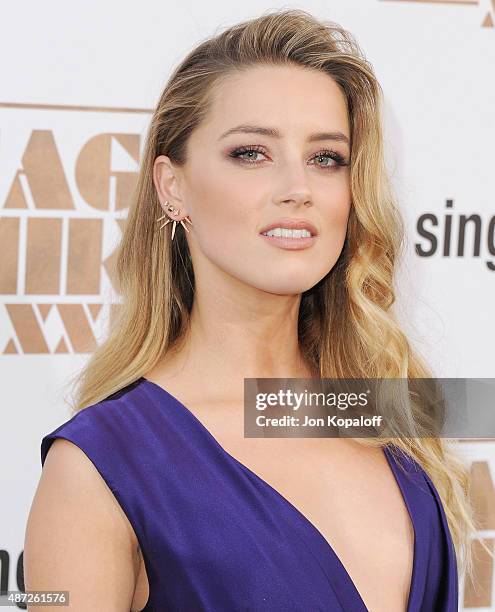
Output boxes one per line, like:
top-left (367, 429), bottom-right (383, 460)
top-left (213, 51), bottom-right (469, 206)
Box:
top-left (228, 145), bottom-right (349, 170)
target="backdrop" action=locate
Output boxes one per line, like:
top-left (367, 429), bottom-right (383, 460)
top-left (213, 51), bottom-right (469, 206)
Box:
top-left (1, 0), bottom-right (494, 609)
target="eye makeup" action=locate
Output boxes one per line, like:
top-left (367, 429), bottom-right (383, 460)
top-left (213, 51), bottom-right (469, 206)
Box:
top-left (227, 144), bottom-right (349, 170)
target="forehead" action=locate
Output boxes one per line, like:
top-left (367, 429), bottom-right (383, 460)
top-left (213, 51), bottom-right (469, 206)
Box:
top-left (197, 64), bottom-right (350, 140)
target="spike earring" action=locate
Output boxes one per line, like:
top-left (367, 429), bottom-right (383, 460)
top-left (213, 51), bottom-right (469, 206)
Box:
top-left (156, 200), bottom-right (193, 240)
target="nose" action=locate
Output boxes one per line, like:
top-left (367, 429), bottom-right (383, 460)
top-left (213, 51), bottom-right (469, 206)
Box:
top-left (276, 193), bottom-right (313, 208)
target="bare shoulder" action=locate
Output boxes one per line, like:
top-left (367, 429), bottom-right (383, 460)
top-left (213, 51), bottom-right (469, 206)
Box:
top-left (24, 437), bottom-right (140, 611)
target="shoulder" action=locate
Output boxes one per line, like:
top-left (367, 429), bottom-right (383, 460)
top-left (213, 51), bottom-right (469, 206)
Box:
top-left (40, 378), bottom-right (146, 467)
top-left (25, 436), bottom-right (140, 607)
top-left (38, 436), bottom-right (136, 541)
top-left (37, 377), bottom-right (168, 542)
top-left (38, 398), bottom-right (143, 550)
top-left (385, 443), bottom-right (425, 475)
top-left (38, 379), bottom-right (151, 546)
top-left (385, 443), bottom-right (450, 516)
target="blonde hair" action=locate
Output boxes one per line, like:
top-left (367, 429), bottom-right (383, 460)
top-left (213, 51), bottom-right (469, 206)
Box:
top-left (69, 7), bottom-right (485, 584)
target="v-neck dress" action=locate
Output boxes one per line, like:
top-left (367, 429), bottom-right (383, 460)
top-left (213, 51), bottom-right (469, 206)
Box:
top-left (40, 376), bottom-right (458, 611)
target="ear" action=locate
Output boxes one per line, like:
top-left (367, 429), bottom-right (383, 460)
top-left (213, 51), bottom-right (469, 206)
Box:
top-left (152, 155), bottom-right (188, 215)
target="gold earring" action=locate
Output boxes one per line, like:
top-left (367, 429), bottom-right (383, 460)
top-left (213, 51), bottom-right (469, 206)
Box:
top-left (156, 200), bottom-right (193, 240)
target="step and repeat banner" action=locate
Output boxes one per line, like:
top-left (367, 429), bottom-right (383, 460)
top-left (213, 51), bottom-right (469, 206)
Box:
top-left (1, 0), bottom-right (494, 609)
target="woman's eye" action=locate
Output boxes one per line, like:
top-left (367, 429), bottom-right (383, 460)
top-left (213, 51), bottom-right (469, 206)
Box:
top-left (230, 148), bottom-right (266, 163)
top-left (308, 151), bottom-right (348, 168)
top-left (312, 153), bottom-right (337, 168)
top-left (228, 147), bottom-right (348, 169)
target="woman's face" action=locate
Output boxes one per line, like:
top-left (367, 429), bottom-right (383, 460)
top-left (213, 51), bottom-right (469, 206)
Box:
top-left (157, 64), bottom-right (352, 295)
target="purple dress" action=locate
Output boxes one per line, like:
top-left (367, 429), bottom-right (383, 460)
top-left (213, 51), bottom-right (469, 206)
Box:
top-left (40, 376), bottom-right (458, 611)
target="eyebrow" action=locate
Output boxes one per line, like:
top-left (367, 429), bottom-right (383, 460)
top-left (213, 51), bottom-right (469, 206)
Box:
top-left (218, 124), bottom-right (350, 145)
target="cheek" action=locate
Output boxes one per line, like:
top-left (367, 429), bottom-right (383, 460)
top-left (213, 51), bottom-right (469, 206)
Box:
top-left (317, 183), bottom-right (352, 259)
top-left (319, 176), bottom-right (351, 222)
top-left (331, 176), bottom-right (352, 221)
top-left (187, 173), bottom-right (256, 260)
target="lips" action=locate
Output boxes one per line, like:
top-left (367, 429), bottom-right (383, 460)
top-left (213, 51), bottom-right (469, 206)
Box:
top-left (259, 217), bottom-right (318, 236)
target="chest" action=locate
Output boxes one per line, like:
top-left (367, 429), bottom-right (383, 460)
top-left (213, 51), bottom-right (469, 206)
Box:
top-left (134, 399), bottom-right (416, 612)
top-left (216, 434), bottom-right (415, 612)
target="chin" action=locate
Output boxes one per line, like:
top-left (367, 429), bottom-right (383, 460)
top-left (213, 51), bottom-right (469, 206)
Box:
top-left (252, 277), bottom-right (319, 296)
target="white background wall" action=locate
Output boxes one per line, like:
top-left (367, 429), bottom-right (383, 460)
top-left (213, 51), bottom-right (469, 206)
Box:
top-left (1, 1), bottom-right (494, 608)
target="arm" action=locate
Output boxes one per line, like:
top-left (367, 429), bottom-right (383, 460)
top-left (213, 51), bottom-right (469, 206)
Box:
top-left (24, 438), bottom-right (140, 611)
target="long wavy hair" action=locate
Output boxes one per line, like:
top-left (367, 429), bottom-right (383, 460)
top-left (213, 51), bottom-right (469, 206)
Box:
top-left (68, 8), bottom-right (485, 583)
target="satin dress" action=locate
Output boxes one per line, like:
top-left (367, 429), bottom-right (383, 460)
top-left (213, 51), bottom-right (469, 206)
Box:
top-left (40, 376), bottom-right (458, 611)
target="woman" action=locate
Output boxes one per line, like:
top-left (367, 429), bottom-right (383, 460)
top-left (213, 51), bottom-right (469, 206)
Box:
top-left (24, 8), bottom-right (480, 611)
